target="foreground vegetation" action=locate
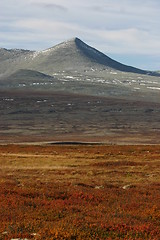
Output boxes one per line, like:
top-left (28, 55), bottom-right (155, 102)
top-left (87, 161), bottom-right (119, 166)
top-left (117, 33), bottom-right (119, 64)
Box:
top-left (0, 144), bottom-right (160, 239)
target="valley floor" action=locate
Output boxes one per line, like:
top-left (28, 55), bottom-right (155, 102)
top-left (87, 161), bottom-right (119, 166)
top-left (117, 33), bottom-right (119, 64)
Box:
top-left (1, 90), bottom-right (160, 145)
top-left (0, 144), bottom-right (160, 239)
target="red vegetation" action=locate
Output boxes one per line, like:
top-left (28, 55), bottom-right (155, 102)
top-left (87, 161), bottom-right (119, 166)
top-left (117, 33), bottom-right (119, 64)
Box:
top-left (0, 144), bottom-right (160, 239)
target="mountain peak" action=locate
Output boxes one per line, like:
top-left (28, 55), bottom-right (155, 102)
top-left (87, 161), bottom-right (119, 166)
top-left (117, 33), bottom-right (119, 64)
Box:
top-left (56, 37), bottom-right (84, 46)
top-left (1, 38), bottom-right (159, 77)
top-left (67, 37), bottom-right (81, 42)
top-left (28, 37), bottom-right (160, 76)
top-left (62, 37), bottom-right (82, 45)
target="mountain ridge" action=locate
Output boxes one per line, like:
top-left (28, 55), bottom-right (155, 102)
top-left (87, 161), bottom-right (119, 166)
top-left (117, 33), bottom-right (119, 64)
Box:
top-left (0, 37), bottom-right (159, 77)
top-left (29, 37), bottom-right (160, 76)
top-left (0, 37), bottom-right (160, 102)
top-left (74, 38), bottom-right (155, 75)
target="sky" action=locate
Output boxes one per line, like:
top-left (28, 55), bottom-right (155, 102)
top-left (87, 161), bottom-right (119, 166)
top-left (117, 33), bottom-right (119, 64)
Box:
top-left (0, 0), bottom-right (160, 70)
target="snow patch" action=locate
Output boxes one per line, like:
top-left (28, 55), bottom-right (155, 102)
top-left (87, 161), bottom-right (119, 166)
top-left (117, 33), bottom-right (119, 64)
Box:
top-left (147, 87), bottom-right (160, 90)
top-left (36, 99), bottom-right (47, 103)
top-left (18, 84), bottom-right (26, 87)
top-left (65, 76), bottom-right (74, 79)
top-left (3, 98), bottom-right (14, 101)
top-left (140, 83), bottom-right (145, 86)
top-left (110, 71), bottom-right (117, 75)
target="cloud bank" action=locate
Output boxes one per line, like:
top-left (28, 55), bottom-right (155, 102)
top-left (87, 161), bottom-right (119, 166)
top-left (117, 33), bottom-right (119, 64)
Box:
top-left (0, 0), bottom-right (160, 70)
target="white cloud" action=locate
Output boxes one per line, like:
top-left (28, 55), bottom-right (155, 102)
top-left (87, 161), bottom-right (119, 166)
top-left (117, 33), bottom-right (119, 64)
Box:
top-left (11, 18), bottom-right (160, 55)
top-left (93, 28), bottom-right (160, 54)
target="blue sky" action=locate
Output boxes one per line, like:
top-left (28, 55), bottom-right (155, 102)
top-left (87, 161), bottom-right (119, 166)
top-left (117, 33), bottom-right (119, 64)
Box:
top-left (0, 0), bottom-right (160, 70)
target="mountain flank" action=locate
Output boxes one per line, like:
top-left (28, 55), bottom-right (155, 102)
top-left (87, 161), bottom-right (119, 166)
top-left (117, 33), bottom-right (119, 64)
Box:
top-left (74, 38), bottom-right (156, 75)
top-left (25, 37), bottom-right (160, 76)
top-left (0, 37), bottom-right (160, 77)
top-left (0, 37), bottom-right (160, 101)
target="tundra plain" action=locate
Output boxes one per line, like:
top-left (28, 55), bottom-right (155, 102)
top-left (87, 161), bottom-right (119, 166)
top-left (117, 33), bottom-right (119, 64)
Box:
top-left (0, 144), bottom-right (160, 239)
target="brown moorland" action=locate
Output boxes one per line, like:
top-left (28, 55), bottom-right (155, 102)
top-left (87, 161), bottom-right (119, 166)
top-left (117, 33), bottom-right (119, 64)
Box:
top-left (1, 90), bottom-right (160, 145)
top-left (0, 144), bottom-right (160, 239)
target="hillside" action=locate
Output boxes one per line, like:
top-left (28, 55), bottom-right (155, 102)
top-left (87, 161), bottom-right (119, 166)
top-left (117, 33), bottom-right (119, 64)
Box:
top-left (0, 38), bottom-right (160, 102)
top-left (0, 69), bottom-right (55, 89)
top-left (0, 38), bottom-right (160, 143)
top-left (23, 37), bottom-right (159, 75)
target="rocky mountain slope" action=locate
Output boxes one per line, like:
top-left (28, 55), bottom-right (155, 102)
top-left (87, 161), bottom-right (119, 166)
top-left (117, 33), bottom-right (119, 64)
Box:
top-left (0, 37), bottom-right (160, 102)
top-left (0, 37), bottom-right (159, 76)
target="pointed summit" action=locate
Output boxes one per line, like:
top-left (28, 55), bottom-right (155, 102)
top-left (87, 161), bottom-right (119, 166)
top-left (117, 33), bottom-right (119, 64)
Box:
top-left (1, 37), bottom-right (159, 77)
top-left (22, 37), bottom-right (160, 76)
top-left (64, 37), bottom-right (81, 43)
top-left (73, 38), bottom-right (150, 75)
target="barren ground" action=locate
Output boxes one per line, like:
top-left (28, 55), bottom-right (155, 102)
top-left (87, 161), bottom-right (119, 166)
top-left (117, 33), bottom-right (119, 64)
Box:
top-left (1, 90), bottom-right (160, 144)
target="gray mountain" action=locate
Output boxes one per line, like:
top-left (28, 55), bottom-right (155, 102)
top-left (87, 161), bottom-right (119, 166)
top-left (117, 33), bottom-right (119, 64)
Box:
top-left (74, 38), bottom-right (159, 76)
top-left (0, 37), bottom-right (159, 77)
top-left (0, 48), bottom-right (34, 78)
top-left (21, 37), bottom-right (160, 76)
top-left (0, 48), bottom-right (32, 62)
top-left (0, 37), bottom-right (160, 102)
